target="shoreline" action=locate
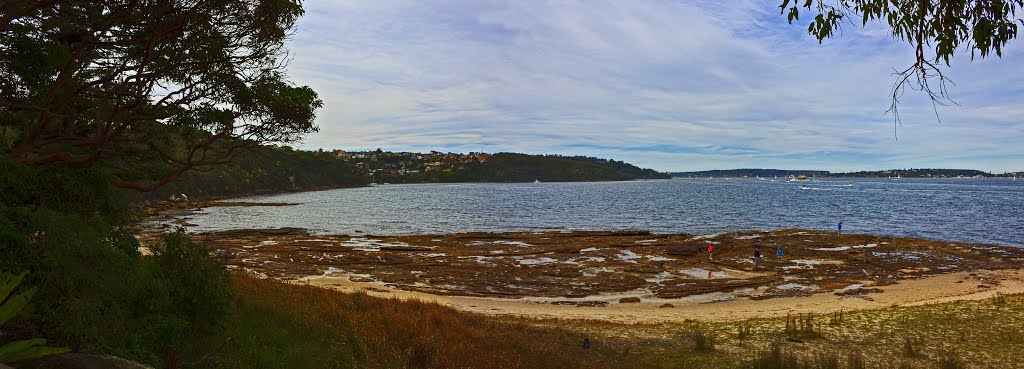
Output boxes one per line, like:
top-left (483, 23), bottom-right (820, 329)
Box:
top-left (137, 228), bottom-right (1024, 324)
top-left (294, 268), bottom-right (1024, 324)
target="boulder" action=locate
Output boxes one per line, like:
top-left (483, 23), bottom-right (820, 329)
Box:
top-left (618, 297), bottom-right (641, 303)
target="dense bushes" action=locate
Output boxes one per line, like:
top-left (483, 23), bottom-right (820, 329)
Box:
top-left (136, 146), bottom-right (368, 202)
top-left (0, 159), bottom-right (231, 368)
top-left (395, 153), bottom-right (670, 183)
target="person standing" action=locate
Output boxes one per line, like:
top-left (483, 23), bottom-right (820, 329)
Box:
top-left (837, 220), bottom-right (843, 235)
top-left (708, 243), bottom-right (714, 261)
top-left (753, 246), bottom-right (762, 269)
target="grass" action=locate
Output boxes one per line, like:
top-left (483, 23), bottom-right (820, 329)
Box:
top-left (203, 274), bottom-right (655, 369)
top-left (691, 325), bottom-right (717, 353)
top-left (785, 313), bottom-right (821, 340)
top-left (201, 274), bottom-right (1024, 369)
top-left (901, 336), bottom-right (923, 358)
top-left (737, 320), bottom-right (754, 342)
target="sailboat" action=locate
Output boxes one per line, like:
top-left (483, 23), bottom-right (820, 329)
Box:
top-left (533, 179), bottom-right (541, 183)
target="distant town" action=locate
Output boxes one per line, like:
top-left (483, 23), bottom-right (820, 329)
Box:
top-left (332, 149), bottom-right (489, 177)
top-left (329, 150), bottom-right (1021, 180)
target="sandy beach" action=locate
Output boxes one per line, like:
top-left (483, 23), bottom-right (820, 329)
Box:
top-left (295, 268), bottom-right (1024, 323)
top-left (133, 227), bottom-right (1024, 324)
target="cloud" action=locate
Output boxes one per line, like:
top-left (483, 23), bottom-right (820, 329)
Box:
top-left (284, 1), bottom-right (1024, 173)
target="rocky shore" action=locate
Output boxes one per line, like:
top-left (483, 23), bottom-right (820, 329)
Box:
top-left (138, 228), bottom-right (1024, 307)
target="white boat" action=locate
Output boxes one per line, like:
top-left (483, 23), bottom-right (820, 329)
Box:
top-left (533, 179), bottom-right (541, 183)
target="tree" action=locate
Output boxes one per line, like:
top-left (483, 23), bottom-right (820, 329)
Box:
top-left (0, 0), bottom-right (322, 190)
top-left (780, 1), bottom-right (1021, 127)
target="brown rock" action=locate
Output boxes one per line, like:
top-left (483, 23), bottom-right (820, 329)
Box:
top-left (618, 297), bottom-right (641, 303)
top-left (659, 303), bottom-right (675, 308)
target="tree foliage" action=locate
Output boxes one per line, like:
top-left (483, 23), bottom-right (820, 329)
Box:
top-left (138, 147), bottom-right (369, 201)
top-left (0, 158), bottom-right (233, 368)
top-left (0, 0), bottom-right (322, 190)
top-left (0, 272), bottom-right (70, 365)
top-left (391, 153), bottom-right (671, 183)
top-left (780, 0), bottom-right (1022, 127)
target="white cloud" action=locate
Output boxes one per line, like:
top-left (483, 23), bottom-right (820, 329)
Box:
top-left (284, 1), bottom-right (1024, 173)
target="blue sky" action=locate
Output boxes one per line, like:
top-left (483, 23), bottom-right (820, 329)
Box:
top-left (284, 1), bottom-right (1023, 173)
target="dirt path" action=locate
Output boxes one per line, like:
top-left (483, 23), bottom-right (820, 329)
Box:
top-left (294, 268), bottom-right (1024, 324)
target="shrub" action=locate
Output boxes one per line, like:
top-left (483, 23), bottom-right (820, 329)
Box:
top-left (901, 336), bottom-right (923, 358)
top-left (691, 327), bottom-right (716, 353)
top-left (0, 272), bottom-right (69, 364)
top-left (938, 351), bottom-right (965, 369)
top-left (738, 320), bottom-right (754, 341)
top-left (0, 159), bottom-right (232, 368)
top-left (133, 230), bottom-right (233, 368)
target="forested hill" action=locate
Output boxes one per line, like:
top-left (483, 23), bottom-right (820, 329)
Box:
top-left (386, 153), bottom-right (671, 183)
top-left (130, 146), bottom-right (369, 202)
top-left (130, 149), bottom-right (669, 201)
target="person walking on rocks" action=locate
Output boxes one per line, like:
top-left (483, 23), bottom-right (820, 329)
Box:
top-left (753, 245), bottom-right (762, 269)
top-left (707, 243), bottom-right (714, 261)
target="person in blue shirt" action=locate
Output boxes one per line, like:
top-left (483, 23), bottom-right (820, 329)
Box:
top-left (838, 220), bottom-right (843, 235)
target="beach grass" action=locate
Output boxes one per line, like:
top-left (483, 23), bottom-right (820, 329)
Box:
top-left (203, 274), bottom-right (1024, 369)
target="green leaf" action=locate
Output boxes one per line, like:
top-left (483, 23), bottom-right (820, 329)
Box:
top-left (0, 339), bottom-right (70, 363)
top-left (0, 287), bottom-right (35, 326)
top-left (0, 271), bottom-right (27, 303)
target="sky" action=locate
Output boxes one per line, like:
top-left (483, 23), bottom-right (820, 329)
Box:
top-left (283, 1), bottom-right (1024, 173)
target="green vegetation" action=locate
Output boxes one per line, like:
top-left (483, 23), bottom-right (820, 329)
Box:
top-left (1, 159), bottom-right (233, 368)
top-left (0, 272), bottom-right (68, 365)
top-left (1, 0), bottom-right (320, 191)
top-left (391, 153), bottom-right (670, 183)
top-left (135, 147), bottom-right (368, 202)
top-left (780, 0), bottom-right (1021, 123)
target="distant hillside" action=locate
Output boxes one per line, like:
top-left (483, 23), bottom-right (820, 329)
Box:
top-left (833, 169), bottom-right (993, 178)
top-left (391, 153), bottom-right (671, 183)
top-left (671, 169), bottom-right (830, 178)
top-left (130, 146), bottom-right (369, 202)
top-left (671, 168), bottom-right (1005, 178)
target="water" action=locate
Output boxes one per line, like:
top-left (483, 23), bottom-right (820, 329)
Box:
top-left (174, 178), bottom-right (1024, 247)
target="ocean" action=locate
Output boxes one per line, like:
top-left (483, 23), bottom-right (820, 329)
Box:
top-left (169, 178), bottom-right (1024, 247)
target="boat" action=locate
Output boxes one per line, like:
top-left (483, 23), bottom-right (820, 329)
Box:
top-left (797, 174), bottom-right (807, 180)
top-left (742, 175), bottom-right (749, 180)
top-left (533, 179), bottom-right (541, 183)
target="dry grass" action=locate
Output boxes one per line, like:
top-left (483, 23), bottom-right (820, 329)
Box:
top-left (203, 274), bottom-right (1024, 369)
top-left (205, 274), bottom-right (661, 369)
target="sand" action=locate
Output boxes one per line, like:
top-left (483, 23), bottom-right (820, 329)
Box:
top-left (293, 268), bottom-right (1024, 324)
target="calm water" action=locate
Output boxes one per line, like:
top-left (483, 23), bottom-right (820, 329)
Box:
top-left (175, 178), bottom-right (1024, 247)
